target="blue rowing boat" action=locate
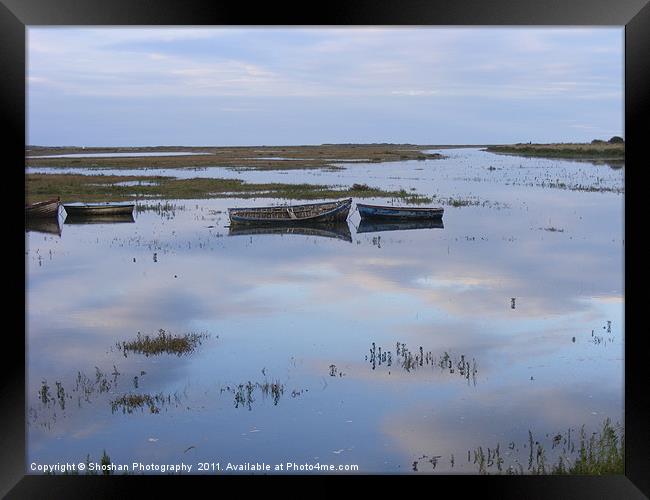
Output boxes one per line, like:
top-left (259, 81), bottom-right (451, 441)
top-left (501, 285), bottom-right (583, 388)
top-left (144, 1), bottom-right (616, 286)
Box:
top-left (356, 203), bottom-right (444, 220)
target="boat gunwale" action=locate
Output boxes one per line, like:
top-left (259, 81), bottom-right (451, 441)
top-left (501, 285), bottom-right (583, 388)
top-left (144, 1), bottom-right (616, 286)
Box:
top-left (356, 202), bottom-right (444, 213)
top-left (228, 197), bottom-right (352, 214)
top-left (63, 204), bottom-right (135, 215)
top-left (26, 198), bottom-right (60, 210)
top-left (62, 203), bottom-right (135, 209)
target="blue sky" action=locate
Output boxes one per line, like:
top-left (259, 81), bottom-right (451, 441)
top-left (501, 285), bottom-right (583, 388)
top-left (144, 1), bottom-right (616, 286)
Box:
top-left (27, 27), bottom-right (623, 146)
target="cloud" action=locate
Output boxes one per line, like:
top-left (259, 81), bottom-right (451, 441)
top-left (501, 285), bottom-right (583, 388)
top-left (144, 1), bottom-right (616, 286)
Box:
top-left (27, 27), bottom-right (622, 100)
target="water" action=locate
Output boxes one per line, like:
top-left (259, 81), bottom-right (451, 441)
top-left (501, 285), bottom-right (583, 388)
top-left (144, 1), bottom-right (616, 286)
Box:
top-left (26, 148), bottom-right (624, 474)
top-left (26, 148), bottom-right (624, 197)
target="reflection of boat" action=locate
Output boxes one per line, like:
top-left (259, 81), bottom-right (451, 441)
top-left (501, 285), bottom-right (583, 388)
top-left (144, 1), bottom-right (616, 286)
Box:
top-left (64, 213), bottom-right (135, 225)
top-left (25, 217), bottom-right (62, 236)
top-left (228, 222), bottom-right (352, 242)
top-left (26, 197), bottom-right (60, 218)
top-left (356, 203), bottom-right (444, 220)
top-left (228, 198), bottom-right (352, 225)
top-left (357, 219), bottom-right (444, 233)
top-left (63, 203), bottom-right (135, 217)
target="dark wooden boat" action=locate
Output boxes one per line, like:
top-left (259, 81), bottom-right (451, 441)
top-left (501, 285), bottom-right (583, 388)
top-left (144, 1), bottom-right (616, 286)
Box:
top-left (64, 213), bottom-right (135, 225)
top-left (229, 221), bottom-right (352, 242)
top-left (357, 219), bottom-right (444, 234)
top-left (25, 217), bottom-right (62, 236)
top-left (63, 203), bottom-right (135, 217)
top-left (228, 198), bottom-right (352, 225)
top-left (25, 197), bottom-right (60, 218)
top-left (356, 202), bottom-right (444, 220)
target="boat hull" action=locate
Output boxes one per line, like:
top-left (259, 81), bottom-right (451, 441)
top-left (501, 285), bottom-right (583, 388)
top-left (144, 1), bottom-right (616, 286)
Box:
top-left (356, 203), bottom-right (444, 220)
top-left (25, 198), bottom-right (60, 218)
top-left (228, 198), bottom-right (352, 225)
top-left (63, 204), bottom-right (135, 217)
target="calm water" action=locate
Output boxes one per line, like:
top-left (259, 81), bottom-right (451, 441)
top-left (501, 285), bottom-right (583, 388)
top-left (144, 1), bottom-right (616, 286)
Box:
top-left (26, 149), bottom-right (624, 474)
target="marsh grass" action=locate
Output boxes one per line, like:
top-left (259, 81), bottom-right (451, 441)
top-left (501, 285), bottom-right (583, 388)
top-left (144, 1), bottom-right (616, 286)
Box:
top-left (26, 144), bottom-right (446, 170)
top-left (110, 393), bottom-right (171, 414)
top-left (26, 173), bottom-right (433, 204)
top-left (117, 329), bottom-right (209, 357)
top-left (412, 419), bottom-right (623, 474)
top-left (475, 419), bottom-right (623, 475)
top-left (553, 419), bottom-right (624, 475)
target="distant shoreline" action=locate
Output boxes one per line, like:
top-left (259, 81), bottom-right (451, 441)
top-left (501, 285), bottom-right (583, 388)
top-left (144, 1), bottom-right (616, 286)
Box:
top-left (485, 143), bottom-right (624, 161)
top-left (25, 144), bottom-right (449, 171)
top-left (26, 142), bottom-right (625, 166)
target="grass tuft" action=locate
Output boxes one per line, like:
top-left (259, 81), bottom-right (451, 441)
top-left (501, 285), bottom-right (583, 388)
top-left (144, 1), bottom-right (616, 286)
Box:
top-left (117, 329), bottom-right (208, 357)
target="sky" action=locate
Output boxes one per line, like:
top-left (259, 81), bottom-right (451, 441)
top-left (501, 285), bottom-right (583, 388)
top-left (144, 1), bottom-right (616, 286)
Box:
top-left (27, 27), bottom-right (624, 147)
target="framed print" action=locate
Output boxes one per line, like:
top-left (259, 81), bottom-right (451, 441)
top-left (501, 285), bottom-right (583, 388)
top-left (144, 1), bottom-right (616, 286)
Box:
top-left (3, 0), bottom-right (649, 497)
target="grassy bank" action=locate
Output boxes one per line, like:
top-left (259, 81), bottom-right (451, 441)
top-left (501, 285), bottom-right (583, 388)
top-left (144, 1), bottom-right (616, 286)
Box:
top-left (26, 173), bottom-right (433, 204)
top-left (485, 143), bottom-right (624, 160)
top-left (26, 144), bottom-right (446, 170)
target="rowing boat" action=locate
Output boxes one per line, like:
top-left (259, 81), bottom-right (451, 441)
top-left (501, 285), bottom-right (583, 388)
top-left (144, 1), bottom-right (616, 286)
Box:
top-left (25, 197), bottom-right (60, 218)
top-left (63, 203), bottom-right (135, 217)
top-left (356, 203), bottom-right (443, 220)
top-left (228, 198), bottom-right (352, 225)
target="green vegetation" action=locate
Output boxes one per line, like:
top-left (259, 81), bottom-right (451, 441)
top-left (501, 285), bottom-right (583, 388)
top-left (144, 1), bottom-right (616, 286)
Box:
top-left (117, 329), bottom-right (208, 357)
top-left (26, 173), bottom-right (433, 204)
top-left (411, 419), bottom-right (624, 475)
top-left (484, 419), bottom-right (623, 475)
top-left (548, 419), bottom-right (624, 475)
top-left (486, 142), bottom-right (624, 160)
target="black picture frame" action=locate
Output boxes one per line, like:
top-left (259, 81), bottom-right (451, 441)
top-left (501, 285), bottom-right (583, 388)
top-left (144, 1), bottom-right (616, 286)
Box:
top-left (4, 1), bottom-right (648, 497)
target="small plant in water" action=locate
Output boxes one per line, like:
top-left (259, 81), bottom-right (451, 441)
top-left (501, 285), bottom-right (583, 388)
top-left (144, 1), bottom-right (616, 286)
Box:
top-left (117, 329), bottom-right (209, 357)
top-left (110, 392), bottom-right (183, 414)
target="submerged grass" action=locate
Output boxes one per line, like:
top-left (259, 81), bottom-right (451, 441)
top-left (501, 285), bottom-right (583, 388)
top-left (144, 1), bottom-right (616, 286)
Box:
top-left (26, 173), bottom-right (432, 204)
top-left (117, 329), bottom-right (209, 357)
top-left (365, 342), bottom-right (478, 385)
